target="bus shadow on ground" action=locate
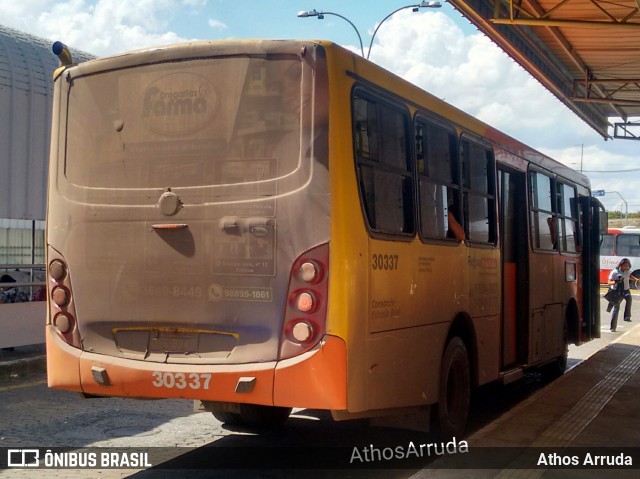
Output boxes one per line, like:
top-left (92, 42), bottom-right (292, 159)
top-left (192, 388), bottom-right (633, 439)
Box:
top-left (129, 412), bottom-right (435, 478)
top-left (129, 371), bottom-right (550, 478)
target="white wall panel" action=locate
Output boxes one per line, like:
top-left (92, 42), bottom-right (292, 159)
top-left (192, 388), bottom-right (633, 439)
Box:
top-left (0, 25), bottom-right (93, 220)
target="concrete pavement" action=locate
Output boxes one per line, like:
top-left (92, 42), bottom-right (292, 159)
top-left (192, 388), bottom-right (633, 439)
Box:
top-left (0, 344), bottom-right (45, 382)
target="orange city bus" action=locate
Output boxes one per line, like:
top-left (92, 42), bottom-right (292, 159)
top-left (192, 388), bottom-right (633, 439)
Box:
top-left (45, 39), bottom-right (603, 437)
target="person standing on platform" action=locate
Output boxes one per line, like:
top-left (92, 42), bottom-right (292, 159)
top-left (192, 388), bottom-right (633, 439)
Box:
top-left (608, 258), bottom-right (638, 332)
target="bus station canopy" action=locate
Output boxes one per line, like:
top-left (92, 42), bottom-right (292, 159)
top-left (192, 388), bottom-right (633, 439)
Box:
top-left (448, 0), bottom-right (640, 140)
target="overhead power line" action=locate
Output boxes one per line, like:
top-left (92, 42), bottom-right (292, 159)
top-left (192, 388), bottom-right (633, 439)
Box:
top-left (581, 168), bottom-right (640, 173)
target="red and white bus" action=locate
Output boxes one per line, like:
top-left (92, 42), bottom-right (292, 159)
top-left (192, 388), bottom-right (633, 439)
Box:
top-left (600, 227), bottom-right (640, 286)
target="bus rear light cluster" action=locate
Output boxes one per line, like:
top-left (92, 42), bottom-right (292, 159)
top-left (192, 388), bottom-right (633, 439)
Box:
top-left (279, 243), bottom-right (329, 360)
top-left (47, 250), bottom-right (80, 346)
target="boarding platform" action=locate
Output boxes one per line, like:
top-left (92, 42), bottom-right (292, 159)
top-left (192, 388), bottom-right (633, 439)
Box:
top-left (414, 312), bottom-right (640, 477)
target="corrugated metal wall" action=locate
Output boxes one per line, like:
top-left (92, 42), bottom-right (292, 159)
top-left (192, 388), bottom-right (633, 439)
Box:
top-left (0, 26), bottom-right (56, 220)
top-left (0, 219), bottom-right (45, 264)
top-left (0, 25), bottom-right (93, 220)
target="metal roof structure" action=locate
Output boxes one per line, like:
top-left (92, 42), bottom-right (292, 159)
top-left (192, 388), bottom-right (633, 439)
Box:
top-left (448, 0), bottom-right (640, 140)
top-left (0, 25), bottom-right (93, 220)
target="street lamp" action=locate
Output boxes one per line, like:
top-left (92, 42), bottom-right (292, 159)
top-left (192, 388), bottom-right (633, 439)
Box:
top-left (607, 191), bottom-right (629, 225)
top-left (297, 9), bottom-right (365, 58)
top-left (367, 1), bottom-right (442, 59)
top-left (297, 1), bottom-right (442, 60)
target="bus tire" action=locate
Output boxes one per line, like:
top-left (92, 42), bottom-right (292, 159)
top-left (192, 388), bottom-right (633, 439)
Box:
top-left (210, 410), bottom-right (243, 425)
top-left (542, 322), bottom-right (569, 380)
top-left (542, 349), bottom-right (568, 380)
top-left (236, 404), bottom-right (292, 427)
top-left (206, 402), bottom-right (291, 428)
top-left (434, 337), bottom-right (470, 439)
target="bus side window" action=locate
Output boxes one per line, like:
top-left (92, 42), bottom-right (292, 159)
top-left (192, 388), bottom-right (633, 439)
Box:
top-left (353, 91), bottom-right (414, 236)
top-left (617, 234), bottom-right (640, 257)
top-left (355, 121), bottom-right (369, 159)
top-left (416, 120), bottom-right (462, 241)
top-left (529, 170), bottom-right (557, 251)
top-left (558, 183), bottom-right (579, 253)
top-left (461, 139), bottom-right (496, 243)
top-left (600, 233), bottom-right (614, 255)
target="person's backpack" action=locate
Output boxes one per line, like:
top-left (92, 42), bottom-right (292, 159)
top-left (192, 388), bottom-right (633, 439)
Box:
top-left (605, 280), bottom-right (625, 306)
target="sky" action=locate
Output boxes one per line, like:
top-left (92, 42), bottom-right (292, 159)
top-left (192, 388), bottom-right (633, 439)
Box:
top-left (2, 0), bottom-right (638, 212)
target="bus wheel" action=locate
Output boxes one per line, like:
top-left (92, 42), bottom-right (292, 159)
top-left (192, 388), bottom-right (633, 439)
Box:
top-left (205, 402), bottom-right (291, 428)
top-left (434, 337), bottom-right (470, 439)
top-left (632, 270), bottom-right (640, 289)
top-left (542, 322), bottom-right (569, 380)
top-left (236, 404), bottom-right (292, 427)
top-left (210, 409), bottom-right (242, 425)
top-left (542, 348), bottom-right (568, 380)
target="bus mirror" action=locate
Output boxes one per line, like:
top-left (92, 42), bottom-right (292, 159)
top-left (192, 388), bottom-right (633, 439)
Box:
top-left (599, 210), bottom-right (608, 234)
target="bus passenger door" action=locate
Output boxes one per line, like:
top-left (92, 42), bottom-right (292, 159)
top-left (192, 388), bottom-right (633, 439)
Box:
top-left (580, 195), bottom-right (602, 340)
top-left (499, 168), bottom-right (528, 368)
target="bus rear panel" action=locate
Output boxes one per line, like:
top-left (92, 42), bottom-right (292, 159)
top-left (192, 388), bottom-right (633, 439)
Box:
top-left (46, 41), bottom-right (345, 409)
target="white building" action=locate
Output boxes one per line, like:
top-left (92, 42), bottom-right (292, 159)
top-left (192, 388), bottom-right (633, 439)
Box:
top-left (0, 24), bottom-right (92, 346)
top-left (1, 25), bottom-right (93, 268)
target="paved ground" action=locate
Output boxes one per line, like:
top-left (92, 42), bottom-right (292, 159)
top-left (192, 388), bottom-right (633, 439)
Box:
top-left (414, 324), bottom-right (640, 478)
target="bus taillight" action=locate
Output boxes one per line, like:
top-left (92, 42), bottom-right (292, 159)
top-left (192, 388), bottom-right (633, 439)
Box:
top-left (291, 321), bottom-right (314, 342)
top-left (298, 261), bottom-right (322, 283)
top-left (51, 285), bottom-right (70, 307)
top-left (295, 291), bottom-right (316, 313)
top-left (49, 259), bottom-right (67, 281)
top-left (47, 252), bottom-right (80, 346)
top-left (53, 312), bottom-right (75, 334)
top-left (279, 244), bottom-right (329, 360)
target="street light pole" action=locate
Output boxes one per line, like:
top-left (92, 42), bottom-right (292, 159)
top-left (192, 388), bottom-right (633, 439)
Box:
top-left (607, 190), bottom-right (628, 225)
top-left (297, 1), bottom-right (442, 60)
top-left (297, 9), bottom-right (365, 57)
top-left (580, 143), bottom-right (584, 173)
top-left (367, 1), bottom-right (442, 59)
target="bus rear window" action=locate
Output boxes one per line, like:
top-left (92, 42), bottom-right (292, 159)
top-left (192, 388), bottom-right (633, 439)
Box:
top-left (64, 55), bottom-right (306, 189)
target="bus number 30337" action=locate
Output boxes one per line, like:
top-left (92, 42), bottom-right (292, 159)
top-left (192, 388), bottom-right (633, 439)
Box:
top-left (372, 254), bottom-right (399, 271)
top-left (151, 372), bottom-right (212, 390)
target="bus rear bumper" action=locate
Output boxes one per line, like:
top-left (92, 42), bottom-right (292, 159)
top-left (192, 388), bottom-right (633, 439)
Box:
top-left (46, 326), bottom-right (346, 410)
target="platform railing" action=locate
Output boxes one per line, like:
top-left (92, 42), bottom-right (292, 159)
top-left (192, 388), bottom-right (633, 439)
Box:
top-left (0, 264), bottom-right (46, 347)
top-left (0, 264), bottom-right (46, 299)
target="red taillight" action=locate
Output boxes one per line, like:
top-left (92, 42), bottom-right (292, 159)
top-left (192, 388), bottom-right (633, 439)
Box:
top-left (47, 249), bottom-right (80, 346)
top-left (51, 285), bottom-right (70, 307)
top-left (293, 291), bottom-right (316, 313)
top-left (292, 321), bottom-right (314, 342)
top-left (49, 259), bottom-right (67, 281)
top-left (54, 312), bottom-right (75, 334)
top-left (279, 243), bottom-right (329, 360)
top-left (298, 261), bottom-right (322, 283)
